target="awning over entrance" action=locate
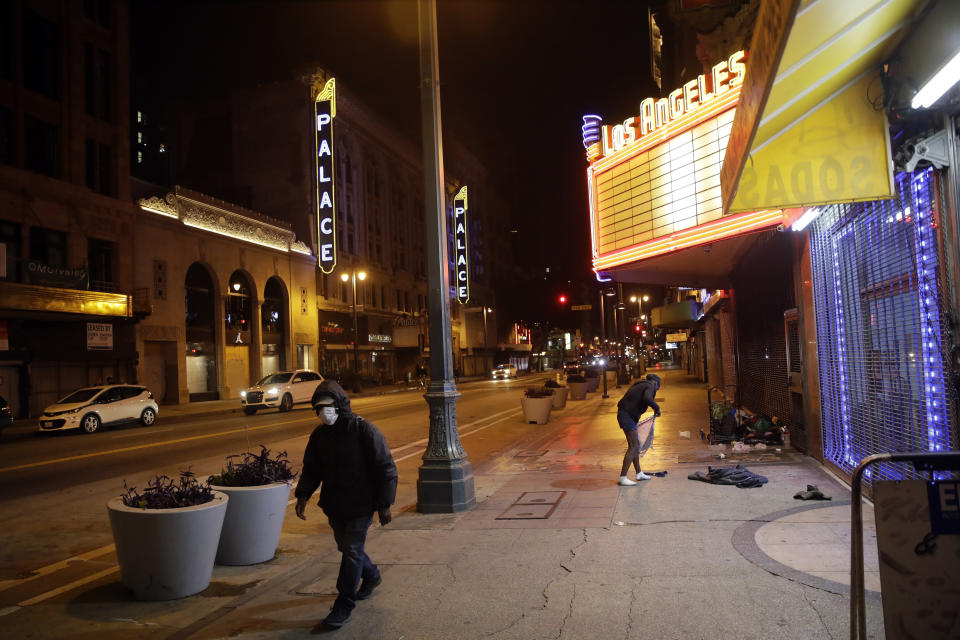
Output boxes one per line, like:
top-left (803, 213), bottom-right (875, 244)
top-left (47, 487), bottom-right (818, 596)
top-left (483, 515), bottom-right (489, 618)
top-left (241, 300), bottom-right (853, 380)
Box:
top-left (721, 0), bottom-right (925, 214)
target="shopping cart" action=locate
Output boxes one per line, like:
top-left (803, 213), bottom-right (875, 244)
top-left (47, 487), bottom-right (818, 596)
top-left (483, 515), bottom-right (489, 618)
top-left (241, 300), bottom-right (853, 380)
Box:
top-left (706, 384), bottom-right (739, 444)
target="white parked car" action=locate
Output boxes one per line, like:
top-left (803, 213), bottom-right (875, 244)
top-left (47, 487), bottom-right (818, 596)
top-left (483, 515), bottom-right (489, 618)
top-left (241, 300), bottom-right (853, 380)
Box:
top-left (39, 385), bottom-right (159, 434)
top-left (240, 370), bottom-right (324, 415)
top-left (491, 364), bottom-right (518, 380)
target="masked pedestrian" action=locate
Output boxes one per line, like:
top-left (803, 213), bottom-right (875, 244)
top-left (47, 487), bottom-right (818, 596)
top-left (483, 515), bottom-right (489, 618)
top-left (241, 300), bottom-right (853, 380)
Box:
top-left (616, 373), bottom-right (661, 486)
top-left (294, 380), bottom-right (398, 629)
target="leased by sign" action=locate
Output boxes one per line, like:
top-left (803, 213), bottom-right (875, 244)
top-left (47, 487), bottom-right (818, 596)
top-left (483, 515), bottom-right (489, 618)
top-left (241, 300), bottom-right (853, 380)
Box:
top-left (453, 186), bottom-right (469, 304)
top-left (315, 78), bottom-right (337, 274)
top-left (87, 322), bottom-right (113, 350)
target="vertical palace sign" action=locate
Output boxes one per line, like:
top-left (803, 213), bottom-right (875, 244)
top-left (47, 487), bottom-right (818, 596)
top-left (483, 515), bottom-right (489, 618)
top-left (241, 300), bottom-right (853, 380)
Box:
top-left (453, 186), bottom-right (469, 304)
top-left (315, 78), bottom-right (336, 274)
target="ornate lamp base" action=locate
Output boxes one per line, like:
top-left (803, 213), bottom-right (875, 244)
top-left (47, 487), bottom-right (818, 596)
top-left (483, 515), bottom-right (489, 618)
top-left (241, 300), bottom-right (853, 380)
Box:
top-left (416, 388), bottom-right (476, 513)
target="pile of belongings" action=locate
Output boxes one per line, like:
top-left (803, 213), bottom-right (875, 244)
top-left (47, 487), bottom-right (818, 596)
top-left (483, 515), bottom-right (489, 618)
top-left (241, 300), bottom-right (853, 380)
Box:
top-left (741, 414), bottom-right (783, 445)
top-left (687, 464), bottom-right (768, 488)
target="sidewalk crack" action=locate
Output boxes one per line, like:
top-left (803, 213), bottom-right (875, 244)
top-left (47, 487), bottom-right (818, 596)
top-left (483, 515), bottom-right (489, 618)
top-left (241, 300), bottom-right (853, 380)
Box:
top-left (802, 588), bottom-right (835, 639)
top-left (560, 529), bottom-right (589, 573)
top-left (555, 583), bottom-right (575, 639)
top-left (623, 579), bottom-right (639, 640)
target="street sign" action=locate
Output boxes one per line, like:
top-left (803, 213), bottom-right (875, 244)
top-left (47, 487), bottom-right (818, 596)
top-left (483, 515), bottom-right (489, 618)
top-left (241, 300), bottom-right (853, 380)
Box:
top-left (666, 332), bottom-right (688, 342)
top-left (571, 304), bottom-right (592, 311)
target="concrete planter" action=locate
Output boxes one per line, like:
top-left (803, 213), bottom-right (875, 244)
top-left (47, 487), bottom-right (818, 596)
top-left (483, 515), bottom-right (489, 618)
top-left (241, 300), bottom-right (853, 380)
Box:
top-left (568, 382), bottom-right (588, 400)
top-left (551, 386), bottom-right (568, 409)
top-left (585, 377), bottom-right (600, 393)
top-left (209, 482), bottom-right (291, 565)
top-left (107, 492), bottom-right (228, 601)
top-left (521, 395), bottom-right (553, 424)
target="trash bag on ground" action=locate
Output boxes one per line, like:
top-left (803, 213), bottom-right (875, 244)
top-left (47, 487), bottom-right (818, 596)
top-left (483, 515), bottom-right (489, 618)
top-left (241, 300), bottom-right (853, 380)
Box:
top-left (687, 465), bottom-right (768, 488)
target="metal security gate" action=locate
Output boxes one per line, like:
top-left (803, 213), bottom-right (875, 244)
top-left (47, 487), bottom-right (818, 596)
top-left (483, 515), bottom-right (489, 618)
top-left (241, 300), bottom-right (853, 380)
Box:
top-left (808, 168), bottom-right (955, 483)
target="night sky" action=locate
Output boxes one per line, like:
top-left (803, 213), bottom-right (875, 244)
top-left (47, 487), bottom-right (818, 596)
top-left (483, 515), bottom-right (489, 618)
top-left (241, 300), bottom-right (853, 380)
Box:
top-left (132, 0), bottom-right (659, 316)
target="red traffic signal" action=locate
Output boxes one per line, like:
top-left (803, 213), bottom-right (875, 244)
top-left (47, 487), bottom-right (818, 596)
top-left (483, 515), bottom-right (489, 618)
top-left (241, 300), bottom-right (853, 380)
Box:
top-left (634, 324), bottom-right (641, 332)
top-left (558, 295), bottom-right (567, 304)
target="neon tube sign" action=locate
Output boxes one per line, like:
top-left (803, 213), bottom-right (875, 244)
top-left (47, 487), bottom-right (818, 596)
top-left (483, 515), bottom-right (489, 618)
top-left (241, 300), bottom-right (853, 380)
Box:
top-left (315, 78), bottom-right (337, 274)
top-left (585, 50), bottom-right (745, 162)
top-left (453, 186), bottom-right (469, 304)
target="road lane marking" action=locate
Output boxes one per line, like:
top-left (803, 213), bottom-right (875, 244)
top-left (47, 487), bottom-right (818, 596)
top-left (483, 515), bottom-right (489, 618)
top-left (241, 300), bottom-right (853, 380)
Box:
top-left (0, 606), bottom-right (20, 617)
top-left (0, 417), bottom-right (317, 473)
top-left (0, 544), bottom-right (115, 593)
top-left (17, 565), bottom-right (119, 606)
top-left (111, 427), bottom-right (174, 439)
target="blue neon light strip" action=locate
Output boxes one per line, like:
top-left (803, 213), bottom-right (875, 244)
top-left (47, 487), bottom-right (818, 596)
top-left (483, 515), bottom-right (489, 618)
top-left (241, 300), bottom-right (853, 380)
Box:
top-left (808, 167), bottom-right (951, 481)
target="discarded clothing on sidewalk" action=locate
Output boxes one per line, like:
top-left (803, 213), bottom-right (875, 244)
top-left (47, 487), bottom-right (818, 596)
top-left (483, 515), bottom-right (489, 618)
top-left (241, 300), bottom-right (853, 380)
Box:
top-left (794, 484), bottom-right (832, 500)
top-left (687, 465), bottom-right (768, 488)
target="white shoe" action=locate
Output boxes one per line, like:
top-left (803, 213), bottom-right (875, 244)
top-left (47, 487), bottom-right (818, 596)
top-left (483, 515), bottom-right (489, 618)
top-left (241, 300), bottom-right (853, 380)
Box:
top-left (636, 472), bottom-right (651, 481)
top-left (618, 476), bottom-right (637, 486)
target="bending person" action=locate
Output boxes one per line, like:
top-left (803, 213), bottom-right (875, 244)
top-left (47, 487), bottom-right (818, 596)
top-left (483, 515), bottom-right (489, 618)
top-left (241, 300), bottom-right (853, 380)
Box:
top-left (615, 374), bottom-right (662, 486)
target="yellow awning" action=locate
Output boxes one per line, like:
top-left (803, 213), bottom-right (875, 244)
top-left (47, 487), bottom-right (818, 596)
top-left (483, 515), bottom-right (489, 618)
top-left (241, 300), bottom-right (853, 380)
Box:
top-left (723, 0), bottom-right (927, 214)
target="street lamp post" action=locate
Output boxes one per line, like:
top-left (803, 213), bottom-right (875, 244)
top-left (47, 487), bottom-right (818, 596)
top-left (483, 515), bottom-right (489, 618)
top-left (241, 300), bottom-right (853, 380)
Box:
top-left (630, 294), bottom-right (649, 375)
top-left (341, 270), bottom-right (366, 374)
top-left (599, 286), bottom-right (616, 398)
top-left (416, 0), bottom-right (474, 514)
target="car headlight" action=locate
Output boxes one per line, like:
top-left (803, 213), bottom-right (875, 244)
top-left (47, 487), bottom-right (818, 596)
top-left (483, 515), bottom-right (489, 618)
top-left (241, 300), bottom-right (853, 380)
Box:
top-left (69, 407), bottom-right (83, 414)
top-left (265, 387), bottom-right (279, 397)
top-left (240, 391), bottom-right (246, 398)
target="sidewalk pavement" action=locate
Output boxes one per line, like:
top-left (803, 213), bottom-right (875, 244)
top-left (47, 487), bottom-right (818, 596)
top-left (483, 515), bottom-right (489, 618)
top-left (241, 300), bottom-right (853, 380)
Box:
top-left (6, 367), bottom-right (884, 639)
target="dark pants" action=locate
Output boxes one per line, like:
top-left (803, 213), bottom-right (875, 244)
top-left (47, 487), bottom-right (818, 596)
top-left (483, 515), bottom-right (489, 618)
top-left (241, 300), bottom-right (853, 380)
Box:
top-left (328, 514), bottom-right (378, 610)
top-left (618, 409), bottom-right (642, 477)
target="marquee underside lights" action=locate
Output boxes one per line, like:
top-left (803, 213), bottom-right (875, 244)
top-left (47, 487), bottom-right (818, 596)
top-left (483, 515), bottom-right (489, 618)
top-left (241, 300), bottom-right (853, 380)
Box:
top-left (591, 208), bottom-right (784, 271)
top-left (454, 186), bottom-right (469, 304)
top-left (315, 78), bottom-right (337, 274)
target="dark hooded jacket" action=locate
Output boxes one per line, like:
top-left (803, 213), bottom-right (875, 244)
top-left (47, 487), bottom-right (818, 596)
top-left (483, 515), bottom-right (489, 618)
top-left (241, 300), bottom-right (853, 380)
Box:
top-left (616, 374), bottom-right (662, 421)
top-left (294, 380), bottom-right (398, 519)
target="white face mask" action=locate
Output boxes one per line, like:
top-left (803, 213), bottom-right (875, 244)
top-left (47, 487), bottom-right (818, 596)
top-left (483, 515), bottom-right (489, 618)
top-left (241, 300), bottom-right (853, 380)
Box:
top-left (320, 406), bottom-right (339, 425)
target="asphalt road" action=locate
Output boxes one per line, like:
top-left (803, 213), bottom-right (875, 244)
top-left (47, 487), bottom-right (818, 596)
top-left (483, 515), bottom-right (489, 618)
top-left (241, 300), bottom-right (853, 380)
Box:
top-left (0, 373), bottom-right (557, 582)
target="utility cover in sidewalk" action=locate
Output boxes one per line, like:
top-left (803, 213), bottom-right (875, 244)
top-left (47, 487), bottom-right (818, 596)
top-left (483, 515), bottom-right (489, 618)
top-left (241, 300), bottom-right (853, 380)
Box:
top-left (496, 490), bottom-right (566, 520)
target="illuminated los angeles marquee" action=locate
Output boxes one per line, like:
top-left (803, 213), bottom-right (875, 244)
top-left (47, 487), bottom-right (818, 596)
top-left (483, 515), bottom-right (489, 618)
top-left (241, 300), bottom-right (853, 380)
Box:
top-left (584, 50), bottom-right (746, 163)
top-left (579, 50), bottom-right (789, 273)
top-left (453, 186), bottom-right (469, 304)
top-left (315, 78), bottom-right (336, 274)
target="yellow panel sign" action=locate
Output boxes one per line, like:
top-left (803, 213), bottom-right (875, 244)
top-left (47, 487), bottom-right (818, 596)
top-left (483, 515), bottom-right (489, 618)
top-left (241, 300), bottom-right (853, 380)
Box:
top-left (729, 73), bottom-right (894, 213)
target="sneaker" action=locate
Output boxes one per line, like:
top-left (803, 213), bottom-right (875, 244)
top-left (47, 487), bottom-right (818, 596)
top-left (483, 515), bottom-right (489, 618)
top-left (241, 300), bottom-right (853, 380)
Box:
top-left (618, 476), bottom-right (637, 486)
top-left (356, 574), bottom-right (382, 600)
top-left (322, 606), bottom-right (352, 628)
top-left (636, 472), bottom-right (651, 481)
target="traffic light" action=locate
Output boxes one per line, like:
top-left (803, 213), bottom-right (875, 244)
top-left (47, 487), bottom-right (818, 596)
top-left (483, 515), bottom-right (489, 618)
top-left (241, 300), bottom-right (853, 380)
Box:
top-left (634, 324), bottom-right (641, 332)
top-left (558, 294), bottom-right (567, 304)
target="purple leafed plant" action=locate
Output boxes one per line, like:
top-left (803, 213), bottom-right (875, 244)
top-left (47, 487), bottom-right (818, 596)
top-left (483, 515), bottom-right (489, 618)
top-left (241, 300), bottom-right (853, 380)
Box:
top-left (121, 470), bottom-right (215, 509)
top-left (544, 379), bottom-right (562, 388)
top-left (524, 386), bottom-right (555, 398)
top-left (208, 446), bottom-right (297, 487)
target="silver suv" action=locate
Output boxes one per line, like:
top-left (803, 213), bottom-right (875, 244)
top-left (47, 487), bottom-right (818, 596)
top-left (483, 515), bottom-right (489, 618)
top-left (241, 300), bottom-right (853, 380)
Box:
top-left (491, 364), bottom-right (518, 380)
top-left (240, 370), bottom-right (324, 415)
